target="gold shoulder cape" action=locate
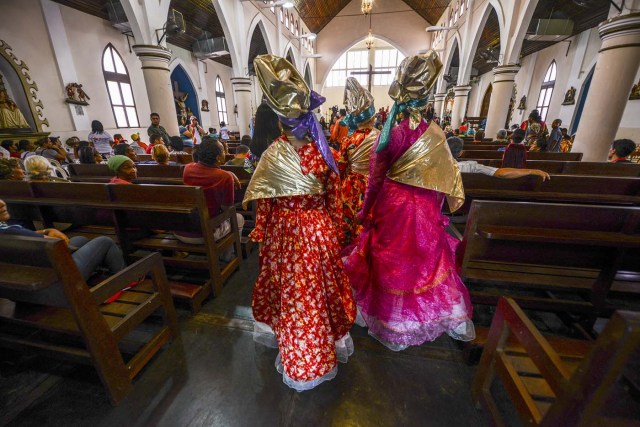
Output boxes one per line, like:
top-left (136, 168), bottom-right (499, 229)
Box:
top-left (242, 138), bottom-right (324, 208)
top-left (386, 123), bottom-right (465, 212)
top-left (349, 128), bottom-right (379, 176)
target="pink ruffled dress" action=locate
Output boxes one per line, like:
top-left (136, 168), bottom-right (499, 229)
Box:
top-left (342, 118), bottom-right (475, 350)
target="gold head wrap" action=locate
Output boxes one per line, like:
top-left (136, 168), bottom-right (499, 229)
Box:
top-left (253, 54), bottom-right (310, 119)
top-left (377, 50), bottom-right (442, 152)
top-left (343, 77), bottom-right (375, 119)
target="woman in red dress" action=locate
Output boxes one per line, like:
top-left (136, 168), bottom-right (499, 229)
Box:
top-left (244, 55), bottom-right (355, 391)
top-left (337, 77), bottom-right (379, 248)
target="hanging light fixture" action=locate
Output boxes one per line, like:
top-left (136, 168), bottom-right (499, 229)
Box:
top-left (365, 29), bottom-right (375, 50)
top-left (361, 0), bottom-right (373, 15)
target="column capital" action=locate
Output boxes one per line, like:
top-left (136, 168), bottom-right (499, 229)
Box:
top-left (453, 85), bottom-right (472, 96)
top-left (434, 93), bottom-right (447, 101)
top-left (230, 76), bottom-right (252, 93)
top-left (599, 12), bottom-right (640, 42)
top-left (131, 45), bottom-right (172, 62)
top-left (492, 64), bottom-right (520, 84)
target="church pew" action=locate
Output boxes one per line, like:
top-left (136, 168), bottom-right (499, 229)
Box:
top-left (459, 200), bottom-right (640, 328)
top-left (136, 164), bottom-right (184, 178)
top-left (135, 154), bottom-right (193, 164)
top-left (474, 159), bottom-right (640, 176)
top-left (0, 235), bottom-right (179, 406)
top-left (0, 181), bottom-right (243, 312)
top-left (463, 144), bottom-right (508, 151)
top-left (460, 150), bottom-right (583, 161)
top-left (472, 297), bottom-right (640, 426)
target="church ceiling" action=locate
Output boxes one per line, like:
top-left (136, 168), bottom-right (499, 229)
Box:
top-left (51, 0), bottom-right (232, 67)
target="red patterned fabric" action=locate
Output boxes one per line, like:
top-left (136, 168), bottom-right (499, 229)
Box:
top-left (337, 129), bottom-right (372, 247)
top-left (250, 138), bottom-right (356, 384)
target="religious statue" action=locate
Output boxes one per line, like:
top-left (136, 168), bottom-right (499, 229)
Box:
top-left (0, 78), bottom-right (30, 129)
top-left (175, 93), bottom-right (188, 118)
top-left (562, 86), bottom-right (576, 105)
top-left (64, 83), bottom-right (90, 105)
top-left (517, 95), bottom-right (527, 110)
top-left (630, 79), bottom-right (640, 100)
top-left (186, 106), bottom-right (194, 118)
top-left (201, 99), bottom-right (210, 111)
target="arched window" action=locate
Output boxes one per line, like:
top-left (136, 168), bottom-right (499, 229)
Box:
top-left (295, 20), bottom-right (300, 37)
top-left (102, 44), bottom-right (139, 127)
top-left (454, 2), bottom-right (459, 22)
top-left (536, 61), bottom-right (557, 122)
top-left (460, 0), bottom-right (465, 15)
top-left (279, 8), bottom-right (283, 23)
top-left (215, 76), bottom-right (228, 125)
top-left (285, 13), bottom-right (290, 30)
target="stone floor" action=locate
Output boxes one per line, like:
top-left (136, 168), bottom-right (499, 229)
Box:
top-left (0, 252), bottom-right (503, 427)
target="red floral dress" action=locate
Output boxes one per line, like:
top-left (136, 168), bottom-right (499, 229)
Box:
top-left (338, 129), bottom-right (373, 247)
top-left (250, 139), bottom-right (356, 385)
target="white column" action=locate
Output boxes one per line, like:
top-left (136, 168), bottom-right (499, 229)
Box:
top-left (485, 65), bottom-right (520, 138)
top-left (451, 85), bottom-right (472, 128)
top-left (231, 77), bottom-right (252, 137)
top-left (433, 93), bottom-right (446, 120)
top-left (573, 13), bottom-right (640, 161)
top-left (132, 45), bottom-right (179, 136)
top-left (40, 0), bottom-right (90, 131)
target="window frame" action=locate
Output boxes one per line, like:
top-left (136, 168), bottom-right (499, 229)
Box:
top-left (215, 76), bottom-right (229, 125)
top-left (536, 61), bottom-right (557, 122)
top-left (102, 43), bottom-right (139, 128)
top-left (373, 48), bottom-right (406, 86)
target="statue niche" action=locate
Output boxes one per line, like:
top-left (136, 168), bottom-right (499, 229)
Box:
top-left (0, 39), bottom-right (48, 140)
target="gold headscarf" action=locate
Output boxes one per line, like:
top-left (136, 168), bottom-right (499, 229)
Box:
top-left (377, 51), bottom-right (442, 152)
top-left (343, 77), bottom-right (375, 118)
top-left (253, 54), bottom-right (310, 119)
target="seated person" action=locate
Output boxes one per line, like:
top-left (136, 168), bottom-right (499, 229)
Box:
top-left (529, 135), bottom-right (549, 152)
top-left (24, 155), bottom-right (68, 182)
top-left (608, 139), bottom-right (637, 163)
top-left (473, 130), bottom-right (485, 143)
top-left (225, 144), bottom-right (249, 166)
top-left (178, 117), bottom-right (194, 149)
top-left (17, 139), bottom-right (36, 160)
top-left (180, 137), bottom-right (244, 244)
top-left (560, 130), bottom-right (573, 153)
top-left (168, 136), bottom-right (190, 155)
top-left (1, 140), bottom-right (19, 158)
top-left (0, 199), bottom-right (125, 281)
top-left (0, 158), bottom-right (25, 180)
top-left (78, 146), bottom-right (104, 164)
top-left (35, 136), bottom-right (72, 164)
top-left (107, 155), bottom-right (137, 184)
top-left (447, 137), bottom-right (549, 180)
top-left (145, 134), bottom-right (164, 154)
top-left (130, 133), bottom-right (148, 154)
top-left (495, 129), bottom-right (509, 146)
top-left (151, 144), bottom-right (174, 165)
top-left (113, 143), bottom-right (138, 163)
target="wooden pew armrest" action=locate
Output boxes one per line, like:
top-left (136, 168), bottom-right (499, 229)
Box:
top-left (210, 206), bottom-right (237, 230)
top-left (477, 225), bottom-right (640, 247)
top-left (90, 252), bottom-right (167, 304)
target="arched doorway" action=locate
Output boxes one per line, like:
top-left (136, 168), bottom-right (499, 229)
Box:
top-left (570, 66), bottom-right (595, 135)
top-left (286, 48), bottom-right (296, 69)
top-left (170, 65), bottom-right (198, 123)
top-left (304, 64), bottom-right (313, 88)
top-left (248, 25), bottom-right (269, 76)
top-left (480, 84), bottom-right (492, 118)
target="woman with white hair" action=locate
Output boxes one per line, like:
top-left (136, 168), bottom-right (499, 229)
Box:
top-left (24, 155), bottom-right (67, 182)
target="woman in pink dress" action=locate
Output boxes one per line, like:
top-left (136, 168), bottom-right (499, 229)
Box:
top-left (343, 51), bottom-right (475, 351)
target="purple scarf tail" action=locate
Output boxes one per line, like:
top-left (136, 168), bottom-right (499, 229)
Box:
top-left (279, 91), bottom-right (338, 175)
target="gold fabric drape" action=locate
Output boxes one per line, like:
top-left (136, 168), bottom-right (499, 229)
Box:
top-left (242, 139), bottom-right (324, 208)
top-left (349, 128), bottom-right (379, 176)
top-left (386, 124), bottom-right (465, 212)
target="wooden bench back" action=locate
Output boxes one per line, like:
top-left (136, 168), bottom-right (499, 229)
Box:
top-left (67, 163), bottom-right (112, 177)
top-left (463, 144), bottom-right (508, 151)
top-left (136, 153), bottom-right (193, 164)
top-left (539, 175), bottom-right (640, 196)
top-left (461, 150), bottom-right (583, 161)
top-left (135, 164), bottom-right (184, 178)
top-left (474, 159), bottom-right (640, 176)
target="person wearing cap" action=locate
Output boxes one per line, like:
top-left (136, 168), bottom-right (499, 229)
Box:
top-left (343, 51), bottom-right (475, 351)
top-left (337, 77), bottom-right (379, 247)
top-left (107, 155), bottom-right (137, 184)
top-left (130, 132), bottom-right (148, 154)
top-left (187, 115), bottom-right (206, 146)
top-left (244, 54), bottom-right (356, 391)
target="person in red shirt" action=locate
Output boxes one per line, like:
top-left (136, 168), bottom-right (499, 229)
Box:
top-left (182, 136), bottom-right (243, 241)
top-left (145, 134), bottom-right (164, 154)
top-left (608, 139), bottom-right (637, 163)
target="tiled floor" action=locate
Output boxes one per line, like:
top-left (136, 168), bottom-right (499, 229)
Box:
top-left (1, 252), bottom-right (493, 427)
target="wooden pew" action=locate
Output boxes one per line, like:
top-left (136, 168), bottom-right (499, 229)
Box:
top-left (474, 159), bottom-right (640, 176)
top-left (459, 200), bottom-right (640, 326)
top-left (135, 154), bottom-right (193, 164)
top-left (460, 150), bottom-right (583, 161)
top-left (0, 235), bottom-right (179, 406)
top-left (463, 144), bottom-right (508, 151)
top-left (472, 297), bottom-right (640, 427)
top-left (108, 184), bottom-right (242, 304)
top-left (0, 182), bottom-right (242, 313)
top-left (67, 163), bottom-right (185, 185)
